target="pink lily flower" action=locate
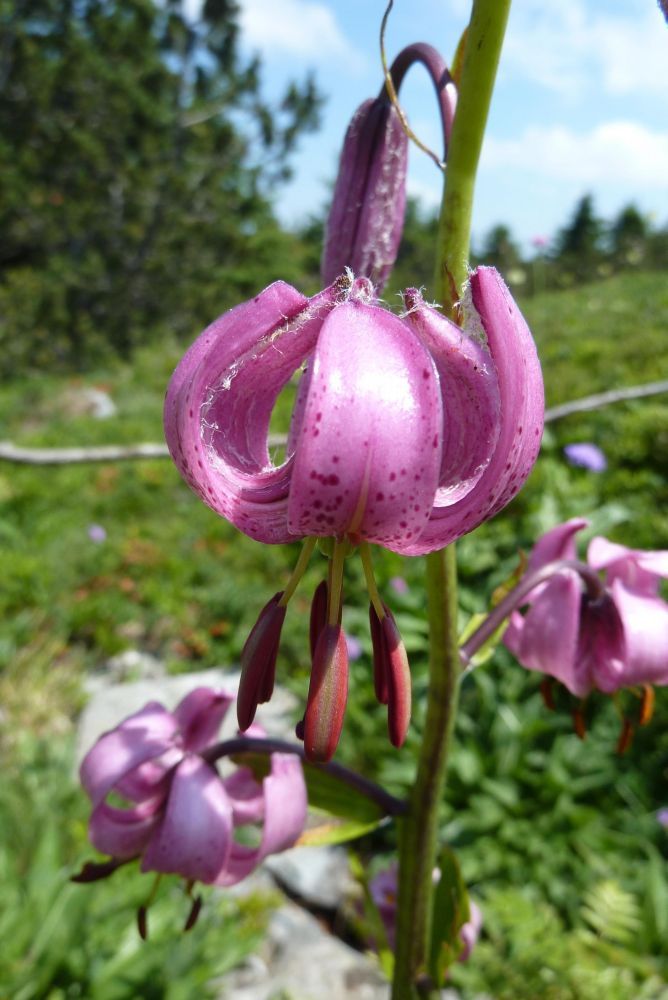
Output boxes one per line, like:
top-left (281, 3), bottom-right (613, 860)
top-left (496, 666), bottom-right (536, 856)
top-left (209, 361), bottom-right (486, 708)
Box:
top-left (79, 687), bottom-right (307, 888)
top-left (164, 268), bottom-right (543, 758)
top-left (504, 519), bottom-right (668, 698)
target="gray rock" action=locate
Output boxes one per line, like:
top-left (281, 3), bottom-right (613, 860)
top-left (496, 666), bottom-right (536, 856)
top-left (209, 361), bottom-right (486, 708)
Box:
top-left (265, 845), bottom-right (354, 911)
top-left (76, 665), bottom-right (298, 764)
top-left (217, 902), bottom-right (389, 1000)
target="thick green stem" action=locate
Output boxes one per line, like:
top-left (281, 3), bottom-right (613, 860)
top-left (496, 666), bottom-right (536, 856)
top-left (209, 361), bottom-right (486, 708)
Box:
top-left (434, 0), bottom-right (512, 312)
top-left (391, 3), bottom-right (511, 997)
top-left (392, 547), bottom-right (460, 999)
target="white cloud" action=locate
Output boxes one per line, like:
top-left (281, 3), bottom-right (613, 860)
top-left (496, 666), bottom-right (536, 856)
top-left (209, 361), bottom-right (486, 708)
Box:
top-left (504, 0), bottom-right (668, 97)
top-left (483, 121), bottom-right (668, 189)
top-left (237, 0), bottom-right (364, 69)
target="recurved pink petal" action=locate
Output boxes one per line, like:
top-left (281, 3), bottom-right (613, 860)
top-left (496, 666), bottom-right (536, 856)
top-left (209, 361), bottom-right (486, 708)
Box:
top-left (588, 537), bottom-right (668, 596)
top-left (222, 767), bottom-right (265, 825)
top-left (527, 518), bottom-right (589, 572)
top-left (287, 291), bottom-right (443, 551)
top-left (88, 796), bottom-right (164, 859)
top-left (141, 756), bottom-right (233, 884)
top-left (399, 267), bottom-right (544, 555)
top-left (80, 702), bottom-right (180, 808)
top-left (217, 753), bottom-right (307, 887)
top-left (172, 687), bottom-right (234, 752)
top-left (402, 288), bottom-right (500, 502)
top-left (514, 570), bottom-right (587, 696)
top-left (606, 581), bottom-right (668, 688)
top-left (164, 281), bottom-right (337, 544)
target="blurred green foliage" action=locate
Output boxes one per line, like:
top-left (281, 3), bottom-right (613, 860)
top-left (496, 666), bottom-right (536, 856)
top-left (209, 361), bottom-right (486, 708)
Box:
top-left (0, 0), bottom-right (321, 374)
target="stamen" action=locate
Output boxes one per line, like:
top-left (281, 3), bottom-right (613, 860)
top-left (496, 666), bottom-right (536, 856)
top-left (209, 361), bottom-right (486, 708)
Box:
top-left (616, 718), bottom-right (634, 755)
top-left (359, 542), bottom-right (385, 622)
top-left (278, 536), bottom-right (318, 607)
top-left (572, 706), bottom-right (587, 740)
top-left (327, 541), bottom-right (346, 627)
top-left (184, 894), bottom-right (203, 932)
top-left (639, 685), bottom-right (655, 726)
top-left (137, 871), bottom-right (162, 940)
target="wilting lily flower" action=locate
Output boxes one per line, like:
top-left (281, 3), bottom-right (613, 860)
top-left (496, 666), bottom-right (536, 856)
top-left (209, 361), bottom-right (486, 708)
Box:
top-left (504, 519), bottom-right (668, 700)
top-left (78, 688), bottom-right (307, 901)
top-left (165, 268), bottom-right (543, 759)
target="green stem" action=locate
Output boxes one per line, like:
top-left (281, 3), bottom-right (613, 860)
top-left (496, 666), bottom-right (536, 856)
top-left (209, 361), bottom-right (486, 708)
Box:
top-left (434, 0), bottom-right (512, 313)
top-left (392, 547), bottom-right (460, 999)
top-left (391, 3), bottom-right (511, 997)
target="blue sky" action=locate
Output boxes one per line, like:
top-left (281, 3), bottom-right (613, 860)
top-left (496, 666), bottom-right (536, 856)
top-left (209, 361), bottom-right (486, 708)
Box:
top-left (229, 0), bottom-right (668, 252)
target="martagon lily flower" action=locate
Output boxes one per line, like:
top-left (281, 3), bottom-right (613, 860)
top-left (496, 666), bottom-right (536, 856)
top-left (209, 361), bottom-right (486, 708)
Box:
top-left (503, 519), bottom-right (668, 742)
top-left (76, 687), bottom-right (307, 929)
top-left (165, 268), bottom-right (544, 760)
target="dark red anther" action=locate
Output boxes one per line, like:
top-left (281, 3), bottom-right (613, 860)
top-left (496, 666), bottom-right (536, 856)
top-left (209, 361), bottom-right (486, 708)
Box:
top-left (137, 905), bottom-right (148, 940)
top-left (309, 580), bottom-right (329, 659)
top-left (295, 717), bottom-right (305, 742)
top-left (639, 685), bottom-right (655, 726)
top-left (237, 592), bottom-right (286, 731)
top-left (573, 707), bottom-right (587, 740)
top-left (616, 718), bottom-right (634, 755)
top-left (369, 603), bottom-right (389, 705)
top-left (540, 677), bottom-right (556, 711)
top-left (304, 624), bottom-right (349, 763)
top-left (71, 856), bottom-right (129, 883)
top-left (369, 603), bottom-right (411, 746)
top-left (380, 607), bottom-right (411, 748)
top-left (184, 894), bottom-right (203, 932)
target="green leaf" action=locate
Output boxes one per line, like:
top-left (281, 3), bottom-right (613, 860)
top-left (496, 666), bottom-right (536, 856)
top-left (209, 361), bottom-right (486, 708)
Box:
top-left (429, 846), bottom-right (470, 986)
top-left (297, 808), bottom-right (385, 847)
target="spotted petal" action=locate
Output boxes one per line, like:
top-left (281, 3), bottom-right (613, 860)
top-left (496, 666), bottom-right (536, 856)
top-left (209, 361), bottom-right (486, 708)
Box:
top-left (400, 267), bottom-right (544, 555)
top-left (287, 290), bottom-right (443, 550)
top-left (141, 756), bottom-right (233, 884)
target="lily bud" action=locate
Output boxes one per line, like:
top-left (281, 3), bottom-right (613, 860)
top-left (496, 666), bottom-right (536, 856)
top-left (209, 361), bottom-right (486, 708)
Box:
top-left (321, 96), bottom-right (408, 291)
top-left (304, 624), bottom-right (349, 762)
top-left (309, 579), bottom-right (329, 658)
top-left (237, 592), bottom-right (286, 731)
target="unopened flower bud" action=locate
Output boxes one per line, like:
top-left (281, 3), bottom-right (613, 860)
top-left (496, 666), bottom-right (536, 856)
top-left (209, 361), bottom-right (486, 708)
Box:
top-left (321, 96), bottom-right (408, 291)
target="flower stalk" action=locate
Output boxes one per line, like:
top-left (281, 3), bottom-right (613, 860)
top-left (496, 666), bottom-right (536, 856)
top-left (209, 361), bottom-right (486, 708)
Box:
top-left (391, 2), bottom-right (512, 997)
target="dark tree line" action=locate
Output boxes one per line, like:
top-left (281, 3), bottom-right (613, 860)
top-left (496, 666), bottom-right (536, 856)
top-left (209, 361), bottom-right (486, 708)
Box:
top-left (0, 0), bottom-right (322, 373)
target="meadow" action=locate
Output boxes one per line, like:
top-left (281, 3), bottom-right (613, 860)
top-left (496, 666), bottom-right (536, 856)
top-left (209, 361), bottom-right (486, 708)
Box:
top-left (1, 270), bottom-right (668, 998)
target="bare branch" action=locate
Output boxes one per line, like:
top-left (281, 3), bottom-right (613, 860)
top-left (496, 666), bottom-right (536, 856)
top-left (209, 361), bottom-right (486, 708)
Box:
top-left (1, 381), bottom-right (666, 466)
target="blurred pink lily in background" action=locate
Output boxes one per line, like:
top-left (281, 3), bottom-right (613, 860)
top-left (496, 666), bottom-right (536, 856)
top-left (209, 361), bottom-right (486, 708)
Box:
top-left (164, 267), bottom-right (543, 760)
top-left (369, 861), bottom-right (482, 959)
top-left (504, 519), bottom-right (668, 700)
top-left (79, 687), bottom-right (307, 898)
